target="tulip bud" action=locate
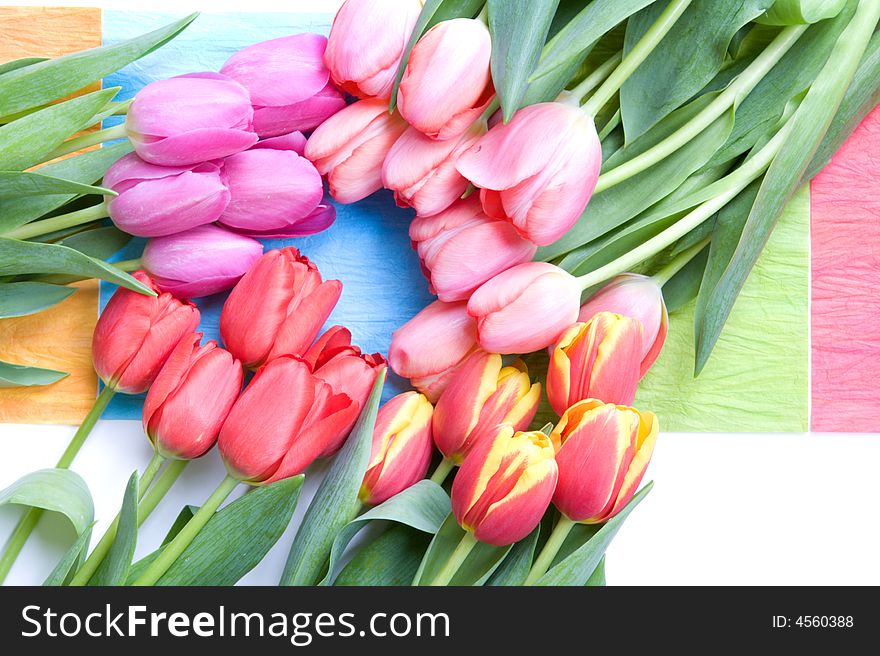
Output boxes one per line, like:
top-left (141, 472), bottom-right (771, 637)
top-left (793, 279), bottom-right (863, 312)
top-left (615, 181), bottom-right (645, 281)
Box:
top-left (451, 425), bottom-right (558, 546)
top-left (398, 18), bottom-right (494, 141)
top-left (92, 271), bottom-right (200, 394)
top-left (409, 197), bottom-right (537, 302)
top-left (383, 122), bottom-right (486, 217)
top-left (388, 299), bottom-right (480, 402)
top-left (456, 101), bottom-right (602, 246)
top-left (103, 153), bottom-right (230, 238)
top-left (467, 262), bottom-right (581, 354)
top-left (305, 98), bottom-right (408, 203)
top-left (578, 274), bottom-right (669, 377)
top-left (126, 72), bottom-right (258, 166)
top-left (550, 399), bottom-right (658, 524)
top-left (220, 33), bottom-right (346, 138)
top-left (546, 313), bottom-right (644, 414)
top-left (220, 248), bottom-right (342, 369)
top-left (324, 0), bottom-right (422, 99)
top-left (219, 357), bottom-right (360, 483)
top-left (433, 351), bottom-right (541, 462)
top-left (143, 333), bottom-right (243, 460)
top-left (360, 392), bottom-right (434, 506)
top-left (142, 224), bottom-right (263, 299)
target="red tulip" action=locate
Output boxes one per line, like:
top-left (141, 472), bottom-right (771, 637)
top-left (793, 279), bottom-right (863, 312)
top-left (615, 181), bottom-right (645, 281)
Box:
top-left (92, 271), bottom-right (200, 394)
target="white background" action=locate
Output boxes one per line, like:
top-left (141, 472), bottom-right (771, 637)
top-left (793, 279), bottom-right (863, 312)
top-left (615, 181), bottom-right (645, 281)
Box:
top-left (2, 0), bottom-right (879, 586)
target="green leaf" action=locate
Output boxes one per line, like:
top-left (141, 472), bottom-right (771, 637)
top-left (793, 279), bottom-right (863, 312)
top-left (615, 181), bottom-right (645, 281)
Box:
top-left (486, 525), bottom-right (540, 586)
top-left (757, 0), bottom-right (847, 24)
top-left (43, 524), bottom-right (94, 586)
top-left (0, 359), bottom-right (68, 388)
top-left (0, 88), bottom-right (119, 171)
top-left (0, 57), bottom-right (47, 77)
top-left (694, 2), bottom-right (879, 374)
top-left (586, 557), bottom-right (607, 586)
top-left (156, 477), bottom-right (304, 585)
top-left (280, 370), bottom-right (387, 585)
top-left (0, 237), bottom-right (154, 295)
top-left (660, 244), bottom-right (709, 313)
top-left (412, 513), bottom-right (511, 586)
top-left (89, 471), bottom-right (139, 586)
top-left (389, 0), bottom-right (485, 110)
top-left (335, 524), bottom-right (433, 586)
top-left (59, 226), bottom-right (132, 260)
top-left (487, 0), bottom-right (560, 121)
top-left (321, 480), bottom-right (450, 585)
top-left (0, 171), bottom-right (113, 199)
top-left (125, 505), bottom-right (196, 584)
top-left (620, 0), bottom-right (773, 141)
top-left (0, 14), bottom-right (198, 118)
top-left (0, 469), bottom-right (94, 536)
top-left (0, 282), bottom-right (75, 318)
top-left (536, 482), bottom-right (652, 585)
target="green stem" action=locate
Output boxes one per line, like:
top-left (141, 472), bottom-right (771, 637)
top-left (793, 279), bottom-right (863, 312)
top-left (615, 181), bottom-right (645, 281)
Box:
top-left (476, 2), bottom-right (489, 24)
top-left (113, 258), bottom-right (143, 272)
top-left (56, 383), bottom-right (117, 469)
top-left (131, 474), bottom-right (239, 586)
top-left (428, 531), bottom-right (479, 586)
top-left (110, 99), bottom-right (133, 116)
top-left (136, 459), bottom-right (188, 523)
top-left (651, 236), bottom-right (712, 287)
top-left (3, 202), bottom-right (110, 241)
top-left (429, 457), bottom-right (455, 485)
top-left (594, 24), bottom-right (807, 194)
top-left (479, 95), bottom-right (501, 123)
top-left (43, 123), bottom-right (128, 162)
top-left (524, 515), bottom-right (576, 585)
top-left (566, 52), bottom-right (622, 104)
top-left (582, 0), bottom-right (693, 116)
top-left (598, 108), bottom-right (622, 140)
top-left (0, 509), bottom-right (40, 584)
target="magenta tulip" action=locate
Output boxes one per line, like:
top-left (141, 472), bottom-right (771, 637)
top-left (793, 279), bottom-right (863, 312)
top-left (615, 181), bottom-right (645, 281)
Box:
top-left (220, 33), bottom-right (346, 138)
top-left (253, 131), bottom-right (307, 155)
top-left (456, 101), bottom-right (602, 246)
top-left (126, 72), bottom-right (257, 166)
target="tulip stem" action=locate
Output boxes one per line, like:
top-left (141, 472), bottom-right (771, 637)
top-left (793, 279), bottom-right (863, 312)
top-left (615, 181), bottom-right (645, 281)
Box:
top-left (131, 474), bottom-right (240, 586)
top-left (476, 3), bottom-right (488, 24)
top-left (582, 0), bottom-right (693, 117)
top-left (43, 123), bottom-right (128, 162)
top-left (524, 514), bottom-right (576, 585)
top-left (651, 237), bottom-right (712, 287)
top-left (3, 201), bottom-right (110, 241)
top-left (113, 258), bottom-right (143, 272)
top-left (566, 52), bottom-right (622, 105)
top-left (0, 383), bottom-right (116, 584)
top-left (429, 457), bottom-right (456, 485)
top-left (428, 531), bottom-right (479, 586)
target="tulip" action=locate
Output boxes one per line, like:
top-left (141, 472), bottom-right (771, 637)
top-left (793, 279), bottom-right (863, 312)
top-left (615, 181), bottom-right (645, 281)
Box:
top-left (433, 351), bottom-right (541, 463)
top-left (546, 312), bottom-right (644, 414)
top-left (220, 33), bottom-right (346, 138)
top-left (92, 271), bottom-right (200, 394)
top-left (550, 399), bottom-right (658, 524)
top-left (143, 333), bottom-right (243, 460)
top-left (253, 131), bottom-right (307, 155)
top-left (103, 153), bottom-right (230, 238)
top-left (456, 101), bottom-right (602, 246)
top-left (451, 425), bottom-right (557, 546)
top-left (305, 98), bottom-right (408, 203)
top-left (324, 0), bottom-right (422, 99)
top-left (467, 262), bottom-right (581, 354)
top-left (126, 72), bottom-right (258, 166)
top-left (220, 248), bottom-right (342, 369)
top-left (383, 122), bottom-right (486, 217)
top-left (397, 18), bottom-right (494, 141)
top-left (409, 196), bottom-right (537, 302)
top-left (578, 274), bottom-right (669, 376)
top-left (218, 145), bottom-right (329, 238)
top-left (388, 299), bottom-right (480, 402)
top-left (360, 392), bottom-right (434, 506)
top-left (219, 357), bottom-right (360, 483)
top-left (141, 224), bottom-right (263, 299)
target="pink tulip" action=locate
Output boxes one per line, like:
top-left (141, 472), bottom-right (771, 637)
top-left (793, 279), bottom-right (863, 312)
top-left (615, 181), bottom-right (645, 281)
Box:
top-left (409, 196), bottom-right (537, 302)
top-left (220, 33), bottom-right (346, 138)
top-left (388, 299), bottom-right (480, 402)
top-left (456, 101), bottom-right (602, 246)
top-left (92, 271), bottom-right (200, 394)
top-left (253, 131), bottom-right (307, 155)
top-left (103, 153), bottom-right (229, 238)
top-left (126, 72), bottom-right (258, 166)
top-left (141, 224), bottom-right (263, 299)
top-left (578, 274), bottom-right (669, 377)
top-left (397, 18), bottom-right (494, 141)
top-left (382, 122), bottom-right (485, 217)
top-left (467, 262), bottom-right (582, 354)
top-left (305, 98), bottom-right (408, 203)
top-left (220, 248), bottom-right (342, 369)
top-left (324, 0), bottom-right (422, 99)
top-left (143, 333), bottom-right (243, 460)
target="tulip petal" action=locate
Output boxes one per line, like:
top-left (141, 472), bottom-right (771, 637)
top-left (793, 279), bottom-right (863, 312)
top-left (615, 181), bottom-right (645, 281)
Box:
top-left (134, 127), bottom-right (258, 167)
top-left (266, 279), bottom-right (343, 361)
